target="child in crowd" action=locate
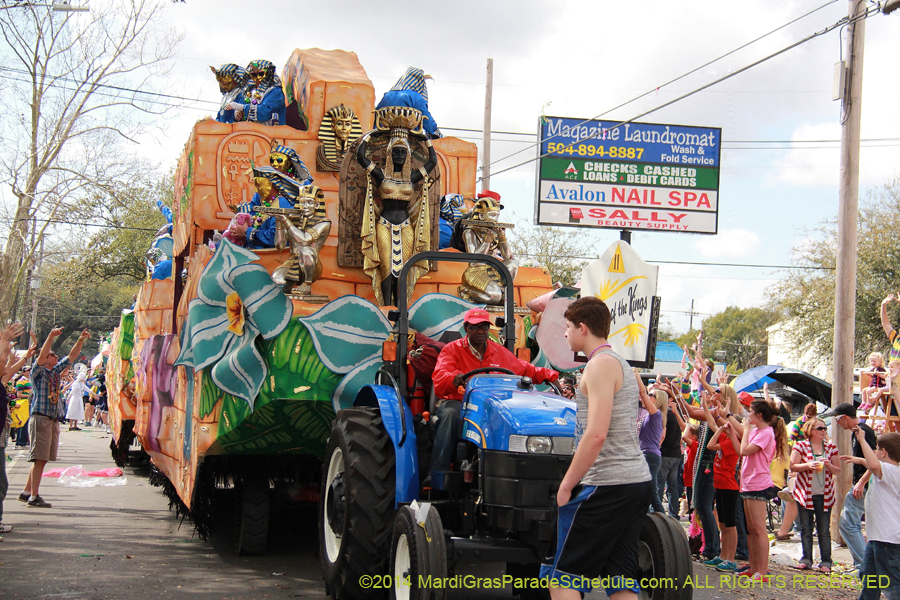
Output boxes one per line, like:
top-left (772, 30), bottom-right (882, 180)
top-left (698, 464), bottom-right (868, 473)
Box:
top-left (790, 418), bottom-right (841, 572)
top-left (724, 400), bottom-right (787, 582)
top-left (790, 402), bottom-right (817, 444)
top-left (859, 352), bottom-right (888, 413)
top-left (840, 431), bottom-right (900, 599)
top-left (682, 423), bottom-right (699, 515)
top-left (702, 395), bottom-right (741, 572)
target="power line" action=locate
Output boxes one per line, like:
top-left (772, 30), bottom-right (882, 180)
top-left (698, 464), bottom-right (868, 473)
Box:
top-left (14, 217), bottom-right (160, 232)
top-left (479, 0), bottom-right (840, 172)
top-left (484, 9), bottom-right (863, 182)
top-left (517, 252), bottom-right (833, 270)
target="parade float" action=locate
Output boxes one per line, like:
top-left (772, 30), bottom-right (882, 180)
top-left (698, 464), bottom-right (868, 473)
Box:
top-left (119, 48), bottom-right (564, 556)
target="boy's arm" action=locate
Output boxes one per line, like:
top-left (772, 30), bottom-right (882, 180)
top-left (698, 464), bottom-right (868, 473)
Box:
top-left (853, 427), bottom-right (882, 479)
top-left (6, 343), bottom-right (37, 377)
top-left (0, 323), bottom-right (24, 369)
top-left (557, 355), bottom-right (618, 506)
top-left (707, 426), bottom-right (724, 451)
top-left (67, 329), bottom-right (90, 364)
top-left (701, 393), bottom-right (718, 432)
top-left (882, 294), bottom-right (895, 337)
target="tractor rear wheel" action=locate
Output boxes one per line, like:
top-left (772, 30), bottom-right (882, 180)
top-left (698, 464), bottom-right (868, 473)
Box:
top-left (637, 512), bottom-right (693, 600)
top-left (320, 408), bottom-right (397, 600)
top-left (233, 475), bottom-right (270, 556)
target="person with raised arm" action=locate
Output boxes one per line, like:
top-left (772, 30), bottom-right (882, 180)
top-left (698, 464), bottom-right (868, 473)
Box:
top-left (840, 430), bottom-right (900, 599)
top-left (17, 328), bottom-right (90, 509)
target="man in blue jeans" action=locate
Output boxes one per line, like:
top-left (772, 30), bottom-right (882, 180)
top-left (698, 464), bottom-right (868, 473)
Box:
top-left (823, 403), bottom-right (877, 572)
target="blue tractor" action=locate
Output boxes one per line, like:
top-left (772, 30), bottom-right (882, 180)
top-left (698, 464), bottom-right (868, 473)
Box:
top-left (318, 252), bottom-right (692, 600)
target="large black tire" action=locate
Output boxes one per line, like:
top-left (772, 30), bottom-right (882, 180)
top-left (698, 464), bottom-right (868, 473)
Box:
top-left (637, 513), bottom-right (692, 600)
top-left (233, 476), bottom-right (270, 556)
top-left (389, 505), bottom-right (447, 600)
top-left (320, 408), bottom-right (397, 600)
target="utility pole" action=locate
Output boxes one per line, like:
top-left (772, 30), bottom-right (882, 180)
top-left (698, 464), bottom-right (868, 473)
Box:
top-left (30, 232), bottom-right (44, 334)
top-left (481, 58), bottom-right (493, 192)
top-left (831, 0), bottom-right (866, 543)
top-left (689, 299), bottom-right (696, 332)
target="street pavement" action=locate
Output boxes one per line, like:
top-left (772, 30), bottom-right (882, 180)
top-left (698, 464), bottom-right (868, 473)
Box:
top-left (0, 427), bottom-right (864, 600)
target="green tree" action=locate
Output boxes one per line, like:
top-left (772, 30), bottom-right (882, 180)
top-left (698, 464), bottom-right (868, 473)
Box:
top-left (698, 306), bottom-right (776, 373)
top-left (0, 1), bottom-right (181, 323)
top-left (31, 259), bottom-right (136, 357)
top-left (24, 173), bottom-right (171, 354)
top-left (508, 223), bottom-right (597, 286)
top-left (766, 177), bottom-right (900, 365)
top-left (77, 177), bottom-right (172, 282)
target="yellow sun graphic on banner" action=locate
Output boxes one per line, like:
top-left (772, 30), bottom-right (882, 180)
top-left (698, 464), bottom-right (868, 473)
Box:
top-left (610, 323), bottom-right (646, 346)
top-left (596, 275), bottom-right (647, 302)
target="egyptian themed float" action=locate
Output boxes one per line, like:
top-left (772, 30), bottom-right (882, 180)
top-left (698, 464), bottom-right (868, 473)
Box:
top-left (111, 48), bottom-right (561, 553)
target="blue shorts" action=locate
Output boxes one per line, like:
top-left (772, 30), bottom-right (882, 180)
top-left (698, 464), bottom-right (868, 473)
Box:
top-left (741, 486), bottom-right (778, 502)
top-left (541, 480), bottom-right (653, 595)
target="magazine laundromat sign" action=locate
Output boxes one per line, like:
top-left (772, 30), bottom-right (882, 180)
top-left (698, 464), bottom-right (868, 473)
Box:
top-left (535, 116), bottom-right (721, 235)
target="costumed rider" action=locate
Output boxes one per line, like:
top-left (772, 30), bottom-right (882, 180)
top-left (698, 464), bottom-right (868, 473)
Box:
top-left (376, 67), bottom-right (442, 139)
top-left (231, 59), bottom-right (286, 126)
top-left (235, 145), bottom-right (313, 215)
top-left (155, 200), bottom-right (173, 235)
top-left (147, 248), bottom-right (172, 280)
top-left (438, 194), bottom-right (464, 249)
top-left (210, 63), bottom-right (250, 123)
top-left (229, 165), bottom-right (297, 249)
top-left (429, 308), bottom-right (559, 481)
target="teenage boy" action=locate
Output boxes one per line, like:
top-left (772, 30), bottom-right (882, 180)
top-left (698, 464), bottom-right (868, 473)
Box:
top-left (541, 297), bottom-right (652, 600)
top-left (840, 431), bottom-right (900, 600)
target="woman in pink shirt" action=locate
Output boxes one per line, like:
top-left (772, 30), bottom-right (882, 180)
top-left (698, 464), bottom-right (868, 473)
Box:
top-left (724, 400), bottom-right (787, 582)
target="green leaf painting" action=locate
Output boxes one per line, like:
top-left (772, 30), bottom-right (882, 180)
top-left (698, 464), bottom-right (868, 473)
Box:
top-left (205, 320), bottom-right (342, 456)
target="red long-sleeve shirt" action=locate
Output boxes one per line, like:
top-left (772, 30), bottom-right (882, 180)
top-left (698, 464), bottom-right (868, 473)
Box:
top-left (432, 337), bottom-right (559, 401)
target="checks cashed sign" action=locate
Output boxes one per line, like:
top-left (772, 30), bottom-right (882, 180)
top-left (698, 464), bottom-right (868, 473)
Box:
top-left (581, 241), bottom-right (661, 368)
top-left (535, 117), bottom-right (721, 235)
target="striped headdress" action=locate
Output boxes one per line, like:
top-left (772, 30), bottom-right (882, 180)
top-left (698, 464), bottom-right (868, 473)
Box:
top-left (389, 67), bottom-right (429, 101)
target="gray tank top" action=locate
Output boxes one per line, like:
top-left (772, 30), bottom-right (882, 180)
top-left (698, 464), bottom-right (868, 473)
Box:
top-left (574, 348), bottom-right (651, 486)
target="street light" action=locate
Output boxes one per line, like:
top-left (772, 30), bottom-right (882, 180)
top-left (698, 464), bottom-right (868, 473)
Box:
top-left (7, 3), bottom-right (91, 12)
top-left (51, 2), bottom-right (88, 11)
top-left (883, 0), bottom-right (900, 14)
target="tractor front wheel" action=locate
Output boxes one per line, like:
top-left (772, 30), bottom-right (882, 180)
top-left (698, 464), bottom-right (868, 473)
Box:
top-left (319, 408), bottom-right (397, 600)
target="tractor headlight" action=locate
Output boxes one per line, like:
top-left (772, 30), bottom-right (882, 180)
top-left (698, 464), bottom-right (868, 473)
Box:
top-left (525, 436), bottom-right (552, 454)
top-left (509, 435), bottom-right (573, 455)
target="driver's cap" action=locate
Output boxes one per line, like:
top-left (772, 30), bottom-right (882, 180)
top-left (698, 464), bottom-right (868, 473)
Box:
top-left (463, 308), bottom-right (491, 326)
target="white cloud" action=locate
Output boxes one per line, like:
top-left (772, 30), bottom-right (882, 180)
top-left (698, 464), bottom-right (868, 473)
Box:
top-left (692, 228), bottom-right (762, 259)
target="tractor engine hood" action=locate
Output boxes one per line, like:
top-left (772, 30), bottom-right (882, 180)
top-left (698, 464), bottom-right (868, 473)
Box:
top-left (459, 376), bottom-right (577, 452)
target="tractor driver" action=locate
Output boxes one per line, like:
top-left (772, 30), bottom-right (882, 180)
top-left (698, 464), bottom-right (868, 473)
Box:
top-left (429, 308), bottom-right (560, 480)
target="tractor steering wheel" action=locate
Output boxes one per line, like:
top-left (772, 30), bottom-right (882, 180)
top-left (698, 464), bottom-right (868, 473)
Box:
top-left (457, 367), bottom-right (516, 386)
top-left (546, 378), bottom-right (566, 397)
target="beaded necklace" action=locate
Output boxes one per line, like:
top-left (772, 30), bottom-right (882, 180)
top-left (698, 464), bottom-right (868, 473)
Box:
top-left (251, 199), bottom-right (273, 229)
top-left (588, 343), bottom-right (612, 361)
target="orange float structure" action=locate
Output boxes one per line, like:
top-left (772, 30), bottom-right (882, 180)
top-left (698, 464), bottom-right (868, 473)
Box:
top-left (110, 49), bottom-right (555, 554)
